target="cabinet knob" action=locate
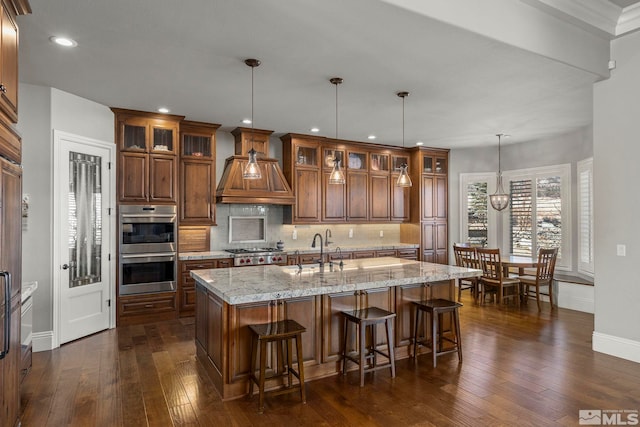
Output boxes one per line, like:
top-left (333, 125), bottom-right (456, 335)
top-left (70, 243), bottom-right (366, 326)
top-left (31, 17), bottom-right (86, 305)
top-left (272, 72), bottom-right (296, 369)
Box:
top-left (0, 84), bottom-right (6, 93)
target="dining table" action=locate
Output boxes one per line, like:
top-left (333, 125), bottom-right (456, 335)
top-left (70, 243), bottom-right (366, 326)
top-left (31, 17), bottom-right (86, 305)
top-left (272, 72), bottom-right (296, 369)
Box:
top-left (501, 255), bottom-right (540, 277)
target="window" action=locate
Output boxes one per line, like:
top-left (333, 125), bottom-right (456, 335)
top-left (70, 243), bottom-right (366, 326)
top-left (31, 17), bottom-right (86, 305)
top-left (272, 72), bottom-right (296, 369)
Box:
top-left (577, 158), bottom-right (594, 275)
top-left (459, 173), bottom-right (498, 248)
top-left (503, 164), bottom-right (571, 270)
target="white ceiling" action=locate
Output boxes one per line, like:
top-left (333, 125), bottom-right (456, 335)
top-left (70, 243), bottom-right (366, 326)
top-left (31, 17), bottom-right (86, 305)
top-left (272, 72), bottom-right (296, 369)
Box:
top-left (16, 0), bottom-right (628, 149)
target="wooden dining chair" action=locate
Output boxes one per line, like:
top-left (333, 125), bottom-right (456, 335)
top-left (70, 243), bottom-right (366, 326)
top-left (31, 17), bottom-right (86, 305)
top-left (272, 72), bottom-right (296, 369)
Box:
top-left (476, 248), bottom-right (520, 306)
top-left (453, 245), bottom-right (479, 302)
top-left (518, 248), bottom-right (558, 311)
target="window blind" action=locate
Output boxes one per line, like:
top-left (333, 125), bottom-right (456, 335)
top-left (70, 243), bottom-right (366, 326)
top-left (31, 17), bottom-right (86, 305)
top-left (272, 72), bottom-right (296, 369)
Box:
top-left (510, 179), bottom-right (532, 256)
top-left (578, 159), bottom-right (594, 274)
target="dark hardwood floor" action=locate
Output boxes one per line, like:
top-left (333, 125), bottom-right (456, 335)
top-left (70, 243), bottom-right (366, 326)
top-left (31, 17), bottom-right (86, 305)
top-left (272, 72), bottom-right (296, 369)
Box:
top-left (20, 294), bottom-right (640, 426)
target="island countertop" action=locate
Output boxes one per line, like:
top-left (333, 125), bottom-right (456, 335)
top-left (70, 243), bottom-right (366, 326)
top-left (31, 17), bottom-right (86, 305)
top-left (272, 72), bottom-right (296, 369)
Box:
top-left (191, 256), bottom-right (481, 305)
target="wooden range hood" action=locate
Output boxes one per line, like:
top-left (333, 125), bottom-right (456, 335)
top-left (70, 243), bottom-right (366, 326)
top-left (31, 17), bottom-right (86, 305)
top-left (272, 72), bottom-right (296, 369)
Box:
top-left (215, 127), bottom-right (295, 205)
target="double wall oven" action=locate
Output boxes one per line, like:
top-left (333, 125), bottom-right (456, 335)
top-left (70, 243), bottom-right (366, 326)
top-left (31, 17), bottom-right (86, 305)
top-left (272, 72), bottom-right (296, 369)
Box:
top-left (118, 205), bottom-right (177, 295)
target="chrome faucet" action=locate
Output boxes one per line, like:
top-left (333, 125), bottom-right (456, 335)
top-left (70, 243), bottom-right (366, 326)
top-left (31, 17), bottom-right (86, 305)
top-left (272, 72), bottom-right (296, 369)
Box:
top-left (294, 249), bottom-right (302, 271)
top-left (325, 228), bottom-right (333, 247)
top-left (311, 233), bottom-right (324, 268)
top-left (335, 246), bottom-right (344, 269)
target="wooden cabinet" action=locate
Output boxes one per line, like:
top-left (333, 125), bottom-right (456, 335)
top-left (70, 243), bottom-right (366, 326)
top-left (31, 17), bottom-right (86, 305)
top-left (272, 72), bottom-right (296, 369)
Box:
top-left (422, 222), bottom-right (448, 264)
top-left (0, 1), bottom-right (19, 124)
top-left (179, 121), bottom-right (219, 225)
top-left (0, 157), bottom-right (21, 427)
top-left (179, 258), bottom-right (232, 316)
top-left (112, 109), bottom-right (184, 204)
top-left (396, 248), bottom-right (418, 260)
top-left (282, 134), bottom-right (411, 224)
top-left (232, 127), bottom-right (271, 157)
top-left (118, 292), bottom-right (178, 326)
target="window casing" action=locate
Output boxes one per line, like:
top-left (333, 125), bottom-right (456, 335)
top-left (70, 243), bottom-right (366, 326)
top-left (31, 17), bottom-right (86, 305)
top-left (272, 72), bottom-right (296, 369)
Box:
top-left (577, 158), bottom-right (594, 276)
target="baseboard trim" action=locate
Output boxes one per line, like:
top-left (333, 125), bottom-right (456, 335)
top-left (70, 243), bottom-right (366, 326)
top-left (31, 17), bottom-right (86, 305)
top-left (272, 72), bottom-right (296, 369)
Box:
top-left (33, 331), bottom-right (54, 352)
top-left (592, 331), bottom-right (640, 363)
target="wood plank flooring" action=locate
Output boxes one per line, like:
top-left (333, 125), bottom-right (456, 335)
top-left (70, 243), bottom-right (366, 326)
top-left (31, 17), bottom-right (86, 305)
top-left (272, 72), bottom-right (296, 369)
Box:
top-left (20, 294), bottom-right (640, 426)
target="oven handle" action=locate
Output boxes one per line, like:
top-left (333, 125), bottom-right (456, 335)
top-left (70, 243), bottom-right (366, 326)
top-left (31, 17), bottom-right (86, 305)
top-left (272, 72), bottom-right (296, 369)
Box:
top-left (120, 252), bottom-right (176, 264)
top-left (0, 271), bottom-right (11, 360)
top-left (120, 213), bottom-right (177, 219)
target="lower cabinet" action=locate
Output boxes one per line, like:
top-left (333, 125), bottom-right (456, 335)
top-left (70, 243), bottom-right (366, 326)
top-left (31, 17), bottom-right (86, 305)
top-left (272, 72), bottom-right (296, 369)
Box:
top-left (118, 292), bottom-right (177, 326)
top-left (179, 258), bottom-right (232, 316)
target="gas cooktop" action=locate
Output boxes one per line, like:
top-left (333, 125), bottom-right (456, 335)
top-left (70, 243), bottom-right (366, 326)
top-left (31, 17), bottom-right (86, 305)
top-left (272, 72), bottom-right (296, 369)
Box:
top-left (225, 248), bottom-right (281, 254)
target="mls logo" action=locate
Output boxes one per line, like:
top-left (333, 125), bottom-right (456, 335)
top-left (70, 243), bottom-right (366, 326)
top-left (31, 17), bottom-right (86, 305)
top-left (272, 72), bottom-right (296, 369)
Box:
top-left (579, 410), bottom-right (602, 425)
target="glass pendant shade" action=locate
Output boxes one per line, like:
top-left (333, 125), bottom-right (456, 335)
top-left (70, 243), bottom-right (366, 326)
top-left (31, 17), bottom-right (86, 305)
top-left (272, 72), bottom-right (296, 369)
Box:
top-left (243, 148), bottom-right (262, 179)
top-left (396, 164), bottom-right (412, 187)
top-left (329, 158), bottom-right (346, 184)
top-left (489, 173), bottom-right (509, 211)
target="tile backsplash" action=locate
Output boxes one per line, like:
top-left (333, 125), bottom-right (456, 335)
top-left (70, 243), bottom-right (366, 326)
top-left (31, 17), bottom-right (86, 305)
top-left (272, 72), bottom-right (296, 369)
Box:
top-left (209, 204), bottom-right (401, 250)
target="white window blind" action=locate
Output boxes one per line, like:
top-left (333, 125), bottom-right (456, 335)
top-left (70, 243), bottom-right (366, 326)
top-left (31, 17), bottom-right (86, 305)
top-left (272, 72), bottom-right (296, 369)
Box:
top-left (577, 158), bottom-right (594, 275)
top-left (503, 164), bottom-right (571, 270)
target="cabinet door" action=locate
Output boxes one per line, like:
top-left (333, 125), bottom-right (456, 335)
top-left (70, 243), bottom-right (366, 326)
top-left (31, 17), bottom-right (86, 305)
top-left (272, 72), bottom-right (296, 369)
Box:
top-left (395, 284), bottom-right (429, 347)
top-left (322, 171), bottom-right (345, 222)
top-left (391, 174), bottom-right (410, 221)
top-left (347, 172), bottom-right (368, 221)
top-left (150, 120), bottom-right (178, 155)
top-left (119, 152), bottom-right (148, 202)
top-left (149, 154), bottom-right (177, 203)
top-left (180, 159), bottom-right (214, 224)
top-left (421, 175), bottom-right (434, 220)
top-left (0, 4), bottom-right (18, 122)
top-left (1, 160), bottom-right (21, 297)
top-left (435, 176), bottom-right (447, 219)
top-left (295, 168), bottom-right (320, 222)
top-left (282, 296), bottom-right (321, 367)
top-left (369, 174), bottom-right (390, 221)
top-left (421, 222), bottom-right (448, 264)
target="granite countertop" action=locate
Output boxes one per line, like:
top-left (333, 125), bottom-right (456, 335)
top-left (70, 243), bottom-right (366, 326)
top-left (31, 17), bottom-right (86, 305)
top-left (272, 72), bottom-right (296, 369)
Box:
top-left (179, 243), bottom-right (419, 261)
top-left (191, 257), bottom-right (480, 305)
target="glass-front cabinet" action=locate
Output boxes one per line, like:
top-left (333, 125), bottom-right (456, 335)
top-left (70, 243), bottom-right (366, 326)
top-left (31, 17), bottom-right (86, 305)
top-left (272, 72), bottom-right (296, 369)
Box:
top-left (370, 153), bottom-right (389, 173)
top-left (296, 144), bottom-right (319, 168)
top-left (422, 154), bottom-right (447, 174)
top-left (346, 150), bottom-right (367, 171)
top-left (323, 147), bottom-right (345, 170)
top-left (182, 133), bottom-right (212, 158)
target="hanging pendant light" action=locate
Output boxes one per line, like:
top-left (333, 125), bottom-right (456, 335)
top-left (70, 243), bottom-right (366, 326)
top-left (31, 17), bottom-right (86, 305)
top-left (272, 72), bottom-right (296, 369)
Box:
top-left (243, 58), bottom-right (262, 180)
top-left (328, 77), bottom-right (346, 185)
top-left (489, 133), bottom-right (510, 211)
top-left (396, 91), bottom-right (412, 187)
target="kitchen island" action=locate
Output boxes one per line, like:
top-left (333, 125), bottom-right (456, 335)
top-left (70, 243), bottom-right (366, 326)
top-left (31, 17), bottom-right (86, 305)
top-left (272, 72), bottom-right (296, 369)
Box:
top-left (192, 257), bottom-right (480, 400)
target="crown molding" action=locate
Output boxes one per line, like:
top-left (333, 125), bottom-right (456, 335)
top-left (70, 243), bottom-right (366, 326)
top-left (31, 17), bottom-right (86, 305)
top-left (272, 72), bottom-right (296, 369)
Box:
top-left (617, 2), bottom-right (640, 35)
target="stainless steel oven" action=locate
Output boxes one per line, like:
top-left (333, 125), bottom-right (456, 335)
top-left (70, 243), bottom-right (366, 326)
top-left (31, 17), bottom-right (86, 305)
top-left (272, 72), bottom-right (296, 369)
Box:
top-left (119, 252), bottom-right (176, 295)
top-left (118, 205), bottom-right (177, 295)
top-left (119, 205), bottom-right (176, 254)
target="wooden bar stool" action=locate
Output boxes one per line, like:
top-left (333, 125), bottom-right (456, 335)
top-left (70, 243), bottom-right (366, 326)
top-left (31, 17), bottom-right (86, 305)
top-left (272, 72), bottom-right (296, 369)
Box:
top-left (413, 298), bottom-right (463, 367)
top-left (341, 306), bottom-right (396, 387)
top-left (248, 319), bottom-right (306, 413)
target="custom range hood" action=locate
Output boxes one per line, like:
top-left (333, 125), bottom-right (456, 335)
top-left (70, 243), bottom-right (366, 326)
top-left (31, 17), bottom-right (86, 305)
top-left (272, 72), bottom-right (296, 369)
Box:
top-left (215, 127), bottom-right (295, 205)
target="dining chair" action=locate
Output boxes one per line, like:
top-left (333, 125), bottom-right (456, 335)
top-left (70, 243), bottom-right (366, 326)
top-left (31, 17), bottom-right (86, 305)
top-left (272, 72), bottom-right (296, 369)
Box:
top-left (453, 245), bottom-right (479, 302)
top-left (476, 248), bottom-right (520, 306)
top-left (518, 248), bottom-right (558, 311)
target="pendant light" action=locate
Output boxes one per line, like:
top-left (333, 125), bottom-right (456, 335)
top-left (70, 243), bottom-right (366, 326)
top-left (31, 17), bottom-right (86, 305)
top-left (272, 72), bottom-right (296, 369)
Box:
top-left (328, 77), bottom-right (346, 184)
top-left (396, 91), bottom-right (412, 187)
top-left (489, 133), bottom-right (510, 211)
top-left (243, 58), bottom-right (262, 180)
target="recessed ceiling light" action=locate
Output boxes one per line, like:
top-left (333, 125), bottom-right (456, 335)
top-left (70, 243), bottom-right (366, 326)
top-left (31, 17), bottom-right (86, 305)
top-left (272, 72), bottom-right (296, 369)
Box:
top-left (310, 127), bottom-right (320, 133)
top-left (368, 135), bottom-right (376, 140)
top-left (49, 36), bottom-right (77, 47)
top-left (157, 107), bottom-right (170, 114)
top-left (242, 118), bottom-right (252, 124)
top-left (415, 141), bottom-right (424, 146)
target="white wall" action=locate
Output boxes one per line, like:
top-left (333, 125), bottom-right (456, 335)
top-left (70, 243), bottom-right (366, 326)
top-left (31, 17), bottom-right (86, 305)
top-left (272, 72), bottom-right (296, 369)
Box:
top-left (593, 30), bottom-right (640, 362)
top-left (17, 84), bottom-right (114, 338)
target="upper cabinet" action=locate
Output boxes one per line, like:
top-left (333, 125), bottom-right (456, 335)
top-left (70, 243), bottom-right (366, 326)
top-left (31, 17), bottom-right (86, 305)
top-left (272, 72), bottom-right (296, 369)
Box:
top-left (0, 0), bottom-right (21, 124)
top-left (232, 127), bottom-right (271, 157)
top-left (179, 120), bottom-right (220, 225)
top-left (112, 108), bottom-right (184, 204)
top-left (281, 134), bottom-right (411, 224)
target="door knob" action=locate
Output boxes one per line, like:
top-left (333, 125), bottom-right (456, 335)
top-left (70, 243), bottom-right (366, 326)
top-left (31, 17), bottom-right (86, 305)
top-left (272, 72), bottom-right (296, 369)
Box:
top-left (62, 264), bottom-right (69, 270)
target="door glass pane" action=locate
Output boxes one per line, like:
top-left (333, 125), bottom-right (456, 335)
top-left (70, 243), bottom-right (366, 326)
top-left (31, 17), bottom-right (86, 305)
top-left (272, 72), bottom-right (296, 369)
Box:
top-left (466, 182), bottom-right (488, 247)
top-left (69, 152), bottom-right (102, 288)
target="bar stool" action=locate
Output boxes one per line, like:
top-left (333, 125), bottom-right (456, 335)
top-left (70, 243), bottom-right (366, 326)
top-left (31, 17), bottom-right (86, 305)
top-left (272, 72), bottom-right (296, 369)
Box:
top-left (341, 305), bottom-right (396, 387)
top-left (412, 298), bottom-right (463, 367)
top-left (248, 319), bottom-right (306, 413)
